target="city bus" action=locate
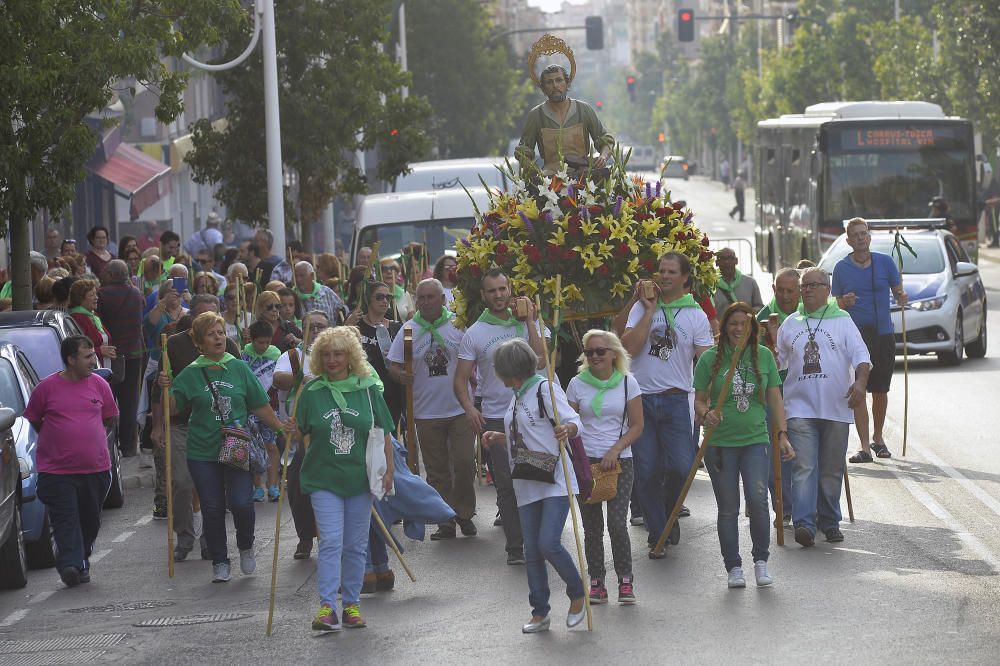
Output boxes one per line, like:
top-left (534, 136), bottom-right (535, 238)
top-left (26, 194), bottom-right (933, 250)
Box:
top-left (754, 101), bottom-right (977, 272)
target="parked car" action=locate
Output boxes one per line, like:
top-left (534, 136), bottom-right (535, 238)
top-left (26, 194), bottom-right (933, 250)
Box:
top-left (0, 406), bottom-right (27, 589)
top-left (660, 155), bottom-right (690, 180)
top-left (0, 311), bottom-right (124, 570)
top-left (818, 221), bottom-right (987, 365)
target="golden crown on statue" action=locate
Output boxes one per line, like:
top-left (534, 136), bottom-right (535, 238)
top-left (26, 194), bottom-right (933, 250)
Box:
top-left (527, 33), bottom-right (577, 87)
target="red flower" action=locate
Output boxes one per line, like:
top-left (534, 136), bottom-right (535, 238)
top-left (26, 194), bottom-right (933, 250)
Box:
top-left (562, 248), bottom-right (576, 261)
top-left (523, 243), bottom-right (542, 263)
top-left (546, 242), bottom-right (562, 256)
top-left (568, 218), bottom-right (581, 236)
top-left (496, 242), bottom-right (508, 256)
top-left (597, 265), bottom-right (610, 277)
top-left (598, 227), bottom-right (611, 239)
top-left (699, 250), bottom-right (714, 262)
top-left (471, 265), bottom-right (482, 278)
top-left (615, 243), bottom-right (630, 257)
top-left (587, 205), bottom-right (603, 216)
top-left (701, 235), bottom-right (710, 246)
top-left (641, 259), bottom-right (655, 272)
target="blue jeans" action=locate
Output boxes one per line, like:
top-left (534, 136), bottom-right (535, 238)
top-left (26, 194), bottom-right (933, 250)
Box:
top-left (187, 460), bottom-right (255, 565)
top-left (311, 490), bottom-right (371, 607)
top-left (705, 444), bottom-right (770, 571)
top-left (631, 392), bottom-right (693, 545)
top-left (787, 418), bottom-right (849, 535)
top-left (366, 520), bottom-right (390, 575)
top-left (36, 471), bottom-right (111, 575)
top-left (518, 496), bottom-right (584, 618)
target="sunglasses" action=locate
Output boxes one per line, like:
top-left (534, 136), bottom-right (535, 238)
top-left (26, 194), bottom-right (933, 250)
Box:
top-left (583, 347), bottom-right (609, 357)
top-left (373, 293), bottom-right (392, 301)
top-left (264, 304), bottom-right (280, 310)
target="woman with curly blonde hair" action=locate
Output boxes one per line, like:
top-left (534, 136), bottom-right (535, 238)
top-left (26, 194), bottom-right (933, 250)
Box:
top-left (295, 326), bottom-right (395, 632)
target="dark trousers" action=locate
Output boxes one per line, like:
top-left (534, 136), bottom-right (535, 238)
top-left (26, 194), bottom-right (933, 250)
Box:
top-left (187, 460), bottom-right (255, 565)
top-left (730, 189), bottom-right (746, 221)
top-left (36, 471), bottom-right (111, 574)
top-left (287, 441), bottom-right (316, 542)
top-left (483, 415), bottom-right (524, 555)
top-left (113, 356), bottom-right (143, 455)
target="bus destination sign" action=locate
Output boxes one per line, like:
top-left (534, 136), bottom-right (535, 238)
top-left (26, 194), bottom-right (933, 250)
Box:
top-left (833, 125), bottom-right (966, 152)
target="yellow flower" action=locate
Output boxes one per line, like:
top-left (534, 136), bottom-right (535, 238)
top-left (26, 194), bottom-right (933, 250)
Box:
top-left (596, 241), bottom-right (614, 259)
top-left (627, 257), bottom-right (640, 274)
top-left (641, 218), bottom-right (664, 237)
top-left (542, 276), bottom-right (560, 296)
top-left (517, 198), bottom-right (539, 220)
top-left (550, 227), bottom-right (567, 246)
top-left (607, 218), bottom-right (629, 241)
top-left (563, 284), bottom-right (583, 303)
top-left (580, 219), bottom-right (599, 236)
top-left (610, 281), bottom-right (631, 298)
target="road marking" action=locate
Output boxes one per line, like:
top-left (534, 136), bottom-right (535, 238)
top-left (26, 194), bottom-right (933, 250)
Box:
top-left (0, 608), bottom-right (30, 626)
top-left (134, 514), bottom-right (153, 526)
top-left (89, 549), bottom-right (112, 564)
top-left (112, 531), bottom-right (134, 543)
top-left (833, 547), bottom-right (881, 556)
top-left (912, 444), bottom-right (1000, 520)
top-left (29, 590), bottom-right (56, 604)
top-left (894, 468), bottom-right (999, 573)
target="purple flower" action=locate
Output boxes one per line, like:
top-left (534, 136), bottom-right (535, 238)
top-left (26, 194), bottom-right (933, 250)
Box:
top-left (567, 184), bottom-right (575, 199)
top-left (645, 182), bottom-right (652, 199)
top-left (461, 237), bottom-right (471, 248)
top-left (519, 211), bottom-right (534, 232)
top-left (542, 211), bottom-right (553, 223)
top-left (684, 212), bottom-right (693, 224)
top-left (613, 195), bottom-right (623, 217)
top-left (581, 206), bottom-right (590, 220)
top-left (655, 181), bottom-right (662, 197)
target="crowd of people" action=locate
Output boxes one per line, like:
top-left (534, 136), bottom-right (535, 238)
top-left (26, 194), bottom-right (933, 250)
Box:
top-left (16, 215), bottom-right (906, 635)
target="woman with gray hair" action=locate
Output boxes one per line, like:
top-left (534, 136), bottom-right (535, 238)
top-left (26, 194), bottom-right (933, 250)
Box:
top-left (481, 338), bottom-right (586, 634)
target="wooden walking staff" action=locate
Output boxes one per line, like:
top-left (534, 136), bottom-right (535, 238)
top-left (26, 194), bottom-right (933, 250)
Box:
top-left (266, 317), bottom-right (315, 636)
top-left (770, 423), bottom-right (785, 546)
top-left (370, 506), bottom-right (417, 582)
top-left (161, 334), bottom-right (175, 578)
top-left (843, 464), bottom-right (855, 523)
top-left (894, 226), bottom-right (911, 457)
top-left (402, 328), bottom-right (419, 474)
top-left (537, 277), bottom-right (592, 632)
top-left (653, 326), bottom-right (751, 557)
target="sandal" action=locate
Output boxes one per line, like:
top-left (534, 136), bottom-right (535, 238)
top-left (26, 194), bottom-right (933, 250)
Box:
top-left (849, 449), bottom-right (874, 463)
top-left (871, 442), bottom-right (892, 459)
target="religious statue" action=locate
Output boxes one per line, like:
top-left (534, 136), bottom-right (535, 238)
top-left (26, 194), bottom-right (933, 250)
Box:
top-left (515, 34), bottom-right (615, 178)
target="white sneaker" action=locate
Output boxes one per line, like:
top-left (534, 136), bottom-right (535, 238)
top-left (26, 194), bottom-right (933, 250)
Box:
top-left (212, 562), bottom-right (231, 583)
top-left (240, 548), bottom-right (256, 575)
top-left (192, 510), bottom-right (203, 538)
top-left (727, 566), bottom-right (746, 588)
top-left (754, 560), bottom-right (773, 587)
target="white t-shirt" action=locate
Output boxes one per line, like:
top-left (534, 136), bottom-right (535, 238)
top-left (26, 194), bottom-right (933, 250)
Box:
top-left (776, 315), bottom-right (871, 423)
top-left (387, 317), bottom-right (467, 420)
top-left (565, 373), bottom-right (639, 458)
top-left (502, 378), bottom-right (582, 507)
top-left (625, 302), bottom-right (713, 394)
top-left (458, 319), bottom-right (549, 419)
top-left (443, 287), bottom-right (455, 306)
top-left (273, 347), bottom-right (314, 419)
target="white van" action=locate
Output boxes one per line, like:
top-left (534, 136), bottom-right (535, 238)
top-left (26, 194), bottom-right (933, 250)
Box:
top-left (391, 157), bottom-right (512, 193)
top-left (352, 188), bottom-right (493, 265)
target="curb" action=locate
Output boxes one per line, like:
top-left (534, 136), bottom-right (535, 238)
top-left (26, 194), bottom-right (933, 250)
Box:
top-left (120, 455), bottom-right (156, 490)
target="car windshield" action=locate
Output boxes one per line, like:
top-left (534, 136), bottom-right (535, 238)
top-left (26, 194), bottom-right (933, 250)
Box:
top-left (0, 327), bottom-right (63, 379)
top-left (357, 217), bottom-right (474, 263)
top-left (820, 236), bottom-right (946, 274)
top-left (0, 359), bottom-right (24, 415)
top-left (662, 161), bottom-right (687, 178)
top-left (394, 167), bottom-right (505, 193)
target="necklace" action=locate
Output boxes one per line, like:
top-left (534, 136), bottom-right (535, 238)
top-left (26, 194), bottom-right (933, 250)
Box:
top-left (803, 304), bottom-right (830, 342)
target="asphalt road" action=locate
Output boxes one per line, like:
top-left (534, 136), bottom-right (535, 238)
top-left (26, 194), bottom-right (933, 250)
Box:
top-left (1, 177), bottom-right (999, 664)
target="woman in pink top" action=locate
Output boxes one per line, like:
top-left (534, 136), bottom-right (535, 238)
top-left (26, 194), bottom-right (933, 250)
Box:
top-left (24, 336), bottom-right (119, 588)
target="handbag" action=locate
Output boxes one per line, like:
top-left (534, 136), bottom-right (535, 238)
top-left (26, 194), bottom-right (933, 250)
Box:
top-left (583, 378), bottom-right (629, 505)
top-left (536, 380), bottom-right (592, 496)
top-left (202, 368), bottom-right (266, 473)
top-left (508, 384), bottom-right (558, 484)
top-left (364, 388), bottom-right (394, 500)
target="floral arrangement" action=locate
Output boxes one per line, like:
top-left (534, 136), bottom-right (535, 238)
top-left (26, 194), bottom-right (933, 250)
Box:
top-left (451, 158), bottom-right (718, 328)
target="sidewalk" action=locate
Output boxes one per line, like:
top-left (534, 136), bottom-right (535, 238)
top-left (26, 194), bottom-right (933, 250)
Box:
top-left (978, 244), bottom-right (1000, 264)
top-left (121, 452), bottom-right (156, 490)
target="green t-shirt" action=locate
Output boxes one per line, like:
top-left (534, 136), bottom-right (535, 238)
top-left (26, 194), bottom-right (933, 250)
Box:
top-left (693, 345), bottom-right (780, 447)
top-left (298, 380), bottom-right (396, 498)
top-left (171, 359), bottom-right (270, 461)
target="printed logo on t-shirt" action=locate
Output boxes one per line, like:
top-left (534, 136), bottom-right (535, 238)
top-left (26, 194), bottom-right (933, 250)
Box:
top-left (731, 367), bottom-right (757, 413)
top-left (424, 344), bottom-right (450, 377)
top-left (326, 409), bottom-right (356, 455)
top-left (203, 381), bottom-right (235, 422)
top-left (649, 328), bottom-right (676, 361)
top-left (803, 339), bottom-right (822, 374)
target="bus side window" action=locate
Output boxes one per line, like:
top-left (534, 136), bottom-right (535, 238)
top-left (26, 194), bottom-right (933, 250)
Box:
top-left (766, 148), bottom-right (776, 165)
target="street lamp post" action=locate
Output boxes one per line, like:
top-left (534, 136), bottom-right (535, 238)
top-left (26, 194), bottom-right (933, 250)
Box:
top-left (182, 0), bottom-right (286, 253)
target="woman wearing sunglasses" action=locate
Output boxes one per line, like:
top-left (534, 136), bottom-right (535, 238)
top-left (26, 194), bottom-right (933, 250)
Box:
top-left (345, 281), bottom-right (403, 426)
top-left (256, 290), bottom-right (302, 353)
top-left (566, 330), bottom-right (643, 606)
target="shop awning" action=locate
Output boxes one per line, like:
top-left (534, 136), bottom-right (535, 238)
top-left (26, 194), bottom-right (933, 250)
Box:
top-left (89, 142), bottom-right (171, 219)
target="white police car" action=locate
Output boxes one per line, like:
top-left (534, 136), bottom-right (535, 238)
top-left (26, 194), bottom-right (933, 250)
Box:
top-left (818, 221), bottom-right (987, 365)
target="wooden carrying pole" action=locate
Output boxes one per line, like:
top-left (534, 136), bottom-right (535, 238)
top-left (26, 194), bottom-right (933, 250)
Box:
top-left (896, 227), bottom-right (910, 457)
top-left (266, 320), bottom-right (314, 636)
top-left (770, 424), bottom-right (785, 546)
top-left (161, 334), bottom-right (175, 578)
top-left (402, 328), bottom-right (419, 473)
top-left (653, 328), bottom-right (750, 557)
top-left (537, 278), bottom-right (592, 632)
top-left (371, 506), bottom-right (417, 582)
top-left (843, 464), bottom-right (855, 523)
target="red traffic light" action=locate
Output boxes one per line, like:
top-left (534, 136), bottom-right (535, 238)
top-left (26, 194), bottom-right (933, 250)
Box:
top-left (390, 128), bottom-right (399, 137)
top-left (595, 100), bottom-right (603, 109)
top-left (626, 76), bottom-right (636, 85)
top-left (678, 8), bottom-right (695, 41)
top-left (680, 11), bottom-right (692, 21)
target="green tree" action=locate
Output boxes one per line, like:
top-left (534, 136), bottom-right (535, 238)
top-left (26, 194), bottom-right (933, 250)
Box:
top-left (406, 0), bottom-right (529, 158)
top-left (0, 0), bottom-right (243, 310)
top-left (186, 0), bottom-right (431, 248)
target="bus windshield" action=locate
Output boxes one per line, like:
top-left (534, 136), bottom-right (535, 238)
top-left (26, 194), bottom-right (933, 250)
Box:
top-left (357, 217), bottom-right (473, 262)
top-left (822, 124), bottom-right (974, 223)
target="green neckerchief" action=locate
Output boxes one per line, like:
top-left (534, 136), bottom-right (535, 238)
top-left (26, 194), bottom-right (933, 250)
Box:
top-left (70, 306), bottom-right (105, 334)
top-left (765, 297), bottom-right (797, 326)
top-left (477, 308), bottom-right (525, 338)
top-left (293, 318), bottom-right (302, 329)
top-left (656, 293), bottom-right (700, 330)
top-left (293, 281), bottom-right (323, 302)
top-left (393, 284), bottom-right (406, 302)
top-left (717, 269), bottom-right (743, 302)
top-left (575, 368), bottom-right (624, 418)
top-left (188, 352), bottom-right (238, 369)
top-left (794, 301), bottom-right (852, 322)
top-left (242, 344), bottom-right (281, 362)
top-left (513, 373), bottom-right (544, 398)
top-left (307, 372), bottom-right (380, 411)
top-left (412, 307), bottom-right (451, 347)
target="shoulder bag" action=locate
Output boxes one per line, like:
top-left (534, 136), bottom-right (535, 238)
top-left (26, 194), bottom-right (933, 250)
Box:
top-left (201, 368), bottom-right (267, 473)
top-left (585, 379), bottom-right (627, 505)
top-left (364, 387), bottom-right (394, 499)
top-left (508, 383), bottom-right (559, 484)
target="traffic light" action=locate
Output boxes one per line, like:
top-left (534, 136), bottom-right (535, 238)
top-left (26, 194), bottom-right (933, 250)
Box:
top-left (585, 16), bottom-right (604, 50)
top-left (678, 8), bottom-right (695, 42)
top-left (626, 75), bottom-right (636, 103)
top-left (658, 132), bottom-right (666, 143)
top-left (595, 100), bottom-right (603, 111)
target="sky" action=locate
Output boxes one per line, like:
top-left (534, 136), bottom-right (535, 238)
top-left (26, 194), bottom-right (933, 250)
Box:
top-left (527, 0), bottom-right (588, 13)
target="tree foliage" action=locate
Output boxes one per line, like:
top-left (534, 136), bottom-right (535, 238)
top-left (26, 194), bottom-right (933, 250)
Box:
top-left (186, 0), bottom-right (432, 233)
top-left (405, 0), bottom-right (530, 158)
top-left (0, 0), bottom-right (243, 309)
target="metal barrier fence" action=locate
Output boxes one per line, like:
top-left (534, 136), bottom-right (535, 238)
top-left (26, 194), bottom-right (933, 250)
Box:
top-left (707, 237), bottom-right (756, 277)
